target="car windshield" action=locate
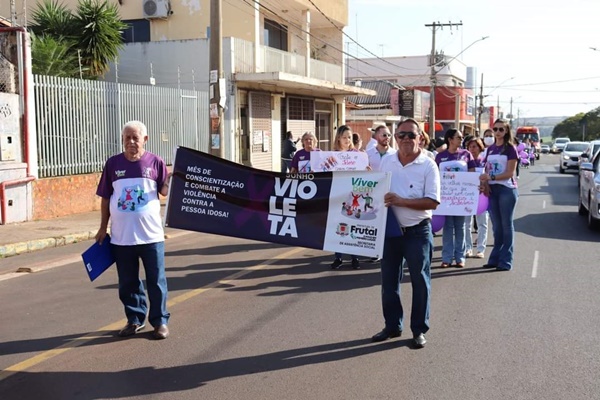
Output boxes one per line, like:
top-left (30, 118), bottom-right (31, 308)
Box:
top-left (592, 144), bottom-right (600, 156)
top-left (565, 143), bottom-right (588, 152)
top-left (555, 138), bottom-right (570, 144)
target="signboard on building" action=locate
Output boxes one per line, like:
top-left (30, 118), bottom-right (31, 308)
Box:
top-left (396, 89), bottom-right (429, 121)
top-left (466, 95), bottom-right (475, 116)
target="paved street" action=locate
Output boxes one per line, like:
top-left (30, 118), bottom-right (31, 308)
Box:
top-left (1, 154), bottom-right (599, 400)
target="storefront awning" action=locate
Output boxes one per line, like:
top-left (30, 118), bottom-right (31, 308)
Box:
top-left (234, 72), bottom-right (377, 98)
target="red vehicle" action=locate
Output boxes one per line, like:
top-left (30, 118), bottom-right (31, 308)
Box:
top-left (516, 126), bottom-right (541, 160)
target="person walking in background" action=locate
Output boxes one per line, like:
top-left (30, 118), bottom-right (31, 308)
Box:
top-left (435, 128), bottom-right (476, 268)
top-left (372, 118), bottom-right (440, 348)
top-left (290, 132), bottom-right (320, 174)
top-left (366, 125), bottom-right (397, 171)
top-left (479, 119), bottom-right (518, 271)
top-left (482, 129), bottom-right (495, 150)
top-left (331, 125), bottom-right (363, 270)
top-left (419, 131), bottom-right (436, 160)
top-left (353, 132), bottom-right (364, 152)
top-left (465, 137), bottom-right (489, 259)
top-left (281, 131), bottom-right (298, 172)
top-left (95, 120), bottom-right (171, 340)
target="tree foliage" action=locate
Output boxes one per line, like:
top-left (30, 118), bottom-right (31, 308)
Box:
top-left (29, 0), bottom-right (126, 79)
top-left (30, 32), bottom-right (83, 77)
top-left (553, 109), bottom-right (600, 141)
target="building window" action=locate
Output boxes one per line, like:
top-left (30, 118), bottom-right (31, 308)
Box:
top-left (122, 19), bottom-right (151, 43)
top-left (289, 98), bottom-right (314, 120)
top-left (264, 19), bottom-right (288, 51)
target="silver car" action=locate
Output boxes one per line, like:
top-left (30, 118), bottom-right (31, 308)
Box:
top-left (579, 151), bottom-right (600, 229)
top-left (560, 141), bottom-right (588, 173)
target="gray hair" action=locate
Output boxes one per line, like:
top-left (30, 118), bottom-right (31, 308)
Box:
top-left (122, 120), bottom-right (148, 137)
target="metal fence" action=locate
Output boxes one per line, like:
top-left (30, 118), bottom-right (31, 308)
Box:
top-left (33, 75), bottom-right (209, 178)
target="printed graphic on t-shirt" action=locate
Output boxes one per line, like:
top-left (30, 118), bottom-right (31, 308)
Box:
top-left (298, 159), bottom-right (311, 173)
top-left (485, 154), bottom-right (508, 176)
top-left (439, 159), bottom-right (468, 172)
top-left (117, 185), bottom-right (149, 212)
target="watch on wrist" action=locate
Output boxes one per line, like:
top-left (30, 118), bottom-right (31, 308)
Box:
top-left (491, 175), bottom-right (496, 181)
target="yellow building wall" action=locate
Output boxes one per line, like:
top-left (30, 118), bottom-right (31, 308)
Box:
top-left (1, 0), bottom-right (347, 41)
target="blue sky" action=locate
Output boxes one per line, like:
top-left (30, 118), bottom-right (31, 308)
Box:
top-left (345, 0), bottom-right (600, 118)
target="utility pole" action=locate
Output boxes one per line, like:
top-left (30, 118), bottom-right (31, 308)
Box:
top-left (509, 97), bottom-right (513, 128)
top-left (209, 0), bottom-right (224, 158)
top-left (425, 21), bottom-right (462, 139)
top-left (10, 0), bottom-right (17, 25)
top-left (477, 73), bottom-right (484, 136)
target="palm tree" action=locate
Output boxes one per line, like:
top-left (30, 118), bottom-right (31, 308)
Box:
top-left (70, 0), bottom-right (127, 78)
top-left (29, 0), bottom-right (126, 79)
top-left (30, 32), bottom-right (83, 78)
top-left (30, 0), bottom-right (74, 39)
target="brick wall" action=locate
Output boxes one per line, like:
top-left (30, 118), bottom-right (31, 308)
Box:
top-left (32, 173), bottom-right (102, 220)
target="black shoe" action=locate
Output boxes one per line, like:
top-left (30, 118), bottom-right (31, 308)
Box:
top-left (118, 323), bottom-right (145, 337)
top-left (482, 264), bottom-right (497, 269)
top-left (371, 329), bottom-right (401, 342)
top-left (352, 258), bottom-right (360, 270)
top-left (331, 258), bottom-right (343, 269)
top-left (413, 333), bottom-right (426, 348)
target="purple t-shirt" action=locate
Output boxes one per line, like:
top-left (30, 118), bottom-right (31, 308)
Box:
top-left (484, 144), bottom-right (518, 189)
top-left (435, 148), bottom-right (476, 171)
top-left (291, 148), bottom-right (321, 173)
top-left (96, 151), bottom-right (168, 245)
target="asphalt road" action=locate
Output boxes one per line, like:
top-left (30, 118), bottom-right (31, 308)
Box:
top-left (1, 153), bottom-right (599, 400)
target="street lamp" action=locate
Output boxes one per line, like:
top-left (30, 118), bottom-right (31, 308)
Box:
top-left (429, 35), bottom-right (489, 139)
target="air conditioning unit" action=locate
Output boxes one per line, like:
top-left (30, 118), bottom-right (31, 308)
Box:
top-left (143, 0), bottom-right (171, 19)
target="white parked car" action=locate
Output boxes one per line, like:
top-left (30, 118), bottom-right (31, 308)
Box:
top-left (559, 141), bottom-right (588, 174)
top-left (578, 150), bottom-right (600, 229)
top-left (552, 137), bottom-right (571, 153)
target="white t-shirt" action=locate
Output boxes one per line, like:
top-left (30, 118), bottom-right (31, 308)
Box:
top-left (379, 151), bottom-right (441, 227)
top-left (366, 146), bottom-right (397, 171)
top-left (365, 138), bottom-right (377, 152)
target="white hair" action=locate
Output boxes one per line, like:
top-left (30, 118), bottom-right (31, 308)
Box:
top-left (122, 120), bottom-right (148, 137)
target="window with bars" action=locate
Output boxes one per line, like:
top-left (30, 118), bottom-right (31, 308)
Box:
top-left (288, 98), bottom-right (314, 120)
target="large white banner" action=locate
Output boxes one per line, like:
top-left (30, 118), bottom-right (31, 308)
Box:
top-left (310, 151), bottom-right (369, 172)
top-left (433, 171), bottom-right (481, 216)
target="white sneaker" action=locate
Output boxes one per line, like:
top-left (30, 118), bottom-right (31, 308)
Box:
top-left (475, 252), bottom-right (485, 258)
top-left (465, 250), bottom-right (473, 258)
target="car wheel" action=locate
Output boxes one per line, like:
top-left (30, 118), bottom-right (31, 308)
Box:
top-left (587, 197), bottom-right (599, 230)
top-left (559, 166), bottom-right (565, 174)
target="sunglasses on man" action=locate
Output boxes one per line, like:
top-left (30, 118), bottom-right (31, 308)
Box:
top-left (395, 131), bottom-right (419, 140)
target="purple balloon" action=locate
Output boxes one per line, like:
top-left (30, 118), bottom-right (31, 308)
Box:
top-left (431, 215), bottom-right (445, 233)
top-left (477, 193), bottom-right (489, 214)
top-left (517, 143), bottom-right (525, 152)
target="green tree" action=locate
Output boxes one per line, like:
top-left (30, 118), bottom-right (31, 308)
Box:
top-left (553, 110), bottom-right (600, 141)
top-left (30, 0), bottom-right (126, 79)
top-left (70, 0), bottom-right (127, 77)
top-left (30, 32), bottom-right (83, 78)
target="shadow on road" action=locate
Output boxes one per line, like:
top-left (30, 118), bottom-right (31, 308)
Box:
top-left (514, 211), bottom-right (600, 242)
top-left (0, 338), bottom-right (412, 398)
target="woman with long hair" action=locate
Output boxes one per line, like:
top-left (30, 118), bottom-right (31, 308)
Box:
top-left (435, 128), bottom-right (476, 268)
top-left (331, 125), bottom-right (362, 270)
top-left (479, 119), bottom-right (519, 271)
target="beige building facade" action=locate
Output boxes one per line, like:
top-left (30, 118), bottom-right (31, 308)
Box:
top-left (4, 0), bottom-right (373, 171)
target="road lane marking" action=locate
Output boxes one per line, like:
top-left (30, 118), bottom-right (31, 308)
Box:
top-left (0, 246), bottom-right (304, 382)
top-left (542, 200), bottom-right (546, 209)
top-left (531, 250), bottom-right (539, 278)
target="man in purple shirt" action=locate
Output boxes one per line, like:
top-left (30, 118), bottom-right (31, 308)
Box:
top-left (95, 121), bottom-right (171, 340)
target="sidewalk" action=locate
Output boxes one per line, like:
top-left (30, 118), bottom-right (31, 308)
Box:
top-left (0, 210), bottom-right (102, 257)
top-left (0, 207), bottom-right (173, 258)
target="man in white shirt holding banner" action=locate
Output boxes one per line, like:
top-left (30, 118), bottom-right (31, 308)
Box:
top-left (371, 118), bottom-right (441, 349)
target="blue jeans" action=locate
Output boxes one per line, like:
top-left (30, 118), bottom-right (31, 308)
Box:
top-left (487, 185), bottom-right (518, 270)
top-left (466, 212), bottom-right (488, 254)
top-left (441, 215), bottom-right (466, 264)
top-left (112, 241), bottom-right (170, 327)
top-left (380, 223), bottom-right (432, 335)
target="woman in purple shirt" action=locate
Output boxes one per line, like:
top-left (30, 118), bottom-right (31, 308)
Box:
top-left (435, 128), bottom-right (476, 268)
top-left (479, 119), bottom-right (519, 271)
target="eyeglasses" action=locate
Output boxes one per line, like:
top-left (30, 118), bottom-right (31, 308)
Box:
top-left (380, 133), bottom-right (392, 138)
top-left (395, 131), bottom-right (419, 140)
top-left (492, 127), bottom-right (505, 132)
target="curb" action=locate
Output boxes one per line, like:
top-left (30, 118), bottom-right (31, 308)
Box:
top-left (0, 230), bottom-right (97, 258)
